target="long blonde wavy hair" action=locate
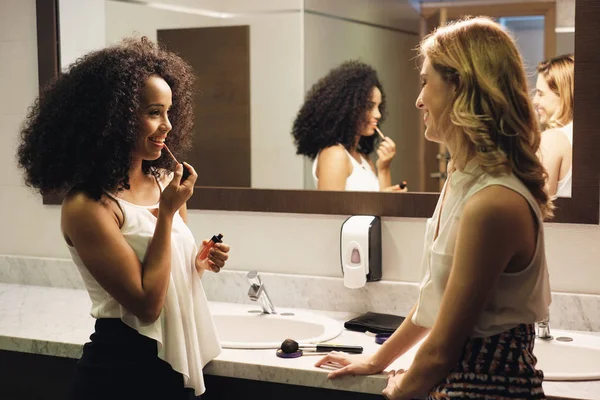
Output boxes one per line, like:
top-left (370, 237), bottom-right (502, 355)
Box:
top-left (537, 54), bottom-right (575, 129)
top-left (419, 16), bottom-right (553, 219)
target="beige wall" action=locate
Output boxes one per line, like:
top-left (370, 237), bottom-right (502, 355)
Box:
top-left (59, 0), bottom-right (105, 69)
top-left (2, 0), bottom-right (600, 295)
top-left (501, 17), bottom-right (545, 92)
top-left (305, 0), bottom-right (420, 33)
top-left (556, 0), bottom-right (575, 56)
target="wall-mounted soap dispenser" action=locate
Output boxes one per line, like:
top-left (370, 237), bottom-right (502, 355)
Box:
top-left (340, 215), bottom-right (382, 289)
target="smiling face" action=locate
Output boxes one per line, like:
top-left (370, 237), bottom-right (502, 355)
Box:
top-left (532, 73), bottom-right (561, 128)
top-left (133, 75), bottom-right (173, 161)
top-left (415, 57), bottom-right (456, 144)
top-left (359, 86), bottom-right (383, 137)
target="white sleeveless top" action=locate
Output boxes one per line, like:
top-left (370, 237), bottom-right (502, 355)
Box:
top-left (555, 122), bottom-right (573, 198)
top-left (312, 148), bottom-right (380, 191)
top-left (412, 161), bottom-right (551, 337)
top-left (66, 178), bottom-right (221, 396)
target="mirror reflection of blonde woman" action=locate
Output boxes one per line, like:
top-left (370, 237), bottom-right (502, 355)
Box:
top-left (533, 54), bottom-right (574, 197)
top-left (315, 17), bottom-right (552, 400)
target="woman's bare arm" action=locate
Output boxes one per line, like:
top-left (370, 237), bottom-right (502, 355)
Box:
top-left (316, 145), bottom-right (351, 191)
top-left (391, 185), bottom-right (535, 398)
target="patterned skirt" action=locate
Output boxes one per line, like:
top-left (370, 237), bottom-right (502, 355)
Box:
top-left (428, 324), bottom-right (546, 400)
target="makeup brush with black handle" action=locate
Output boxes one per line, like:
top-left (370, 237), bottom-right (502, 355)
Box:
top-left (280, 338), bottom-right (363, 354)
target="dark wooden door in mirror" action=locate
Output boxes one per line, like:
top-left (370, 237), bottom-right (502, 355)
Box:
top-left (157, 26), bottom-right (251, 188)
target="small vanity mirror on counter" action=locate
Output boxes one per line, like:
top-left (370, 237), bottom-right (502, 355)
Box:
top-left (37, 0), bottom-right (598, 223)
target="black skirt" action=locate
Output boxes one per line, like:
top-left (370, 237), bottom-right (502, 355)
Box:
top-left (67, 318), bottom-right (198, 400)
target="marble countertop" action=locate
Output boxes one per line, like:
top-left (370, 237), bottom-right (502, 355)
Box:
top-left (0, 282), bottom-right (599, 400)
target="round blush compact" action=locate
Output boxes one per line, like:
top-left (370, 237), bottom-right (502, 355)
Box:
top-left (276, 348), bottom-right (303, 358)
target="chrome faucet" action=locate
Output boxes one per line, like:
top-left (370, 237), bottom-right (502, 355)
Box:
top-left (246, 271), bottom-right (277, 314)
top-left (536, 316), bottom-right (552, 340)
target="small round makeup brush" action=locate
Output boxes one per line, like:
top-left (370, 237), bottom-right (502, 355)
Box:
top-left (280, 338), bottom-right (363, 354)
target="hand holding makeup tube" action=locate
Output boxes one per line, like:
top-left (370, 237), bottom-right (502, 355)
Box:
top-left (375, 127), bottom-right (407, 193)
top-left (163, 143), bottom-right (192, 182)
top-left (160, 162), bottom-right (197, 216)
top-left (375, 127), bottom-right (397, 171)
top-left (195, 237), bottom-right (230, 274)
top-left (382, 183), bottom-right (408, 193)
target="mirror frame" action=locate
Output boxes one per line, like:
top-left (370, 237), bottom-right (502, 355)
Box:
top-left (36, 0), bottom-right (599, 224)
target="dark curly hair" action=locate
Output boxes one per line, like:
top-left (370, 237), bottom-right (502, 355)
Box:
top-left (291, 60), bottom-right (386, 160)
top-left (17, 37), bottom-right (195, 200)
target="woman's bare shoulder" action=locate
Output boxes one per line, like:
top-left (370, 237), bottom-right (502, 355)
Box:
top-left (318, 144), bottom-right (351, 171)
top-left (463, 185), bottom-right (532, 231)
top-left (541, 128), bottom-right (571, 146)
top-left (319, 144), bottom-right (348, 159)
top-left (62, 187), bottom-right (121, 228)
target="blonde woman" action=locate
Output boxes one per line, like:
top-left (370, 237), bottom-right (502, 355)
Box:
top-left (316, 17), bottom-right (552, 400)
top-left (533, 54), bottom-right (575, 197)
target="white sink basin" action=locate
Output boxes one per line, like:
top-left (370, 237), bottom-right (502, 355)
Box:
top-left (208, 302), bottom-right (343, 349)
top-left (534, 329), bottom-right (600, 381)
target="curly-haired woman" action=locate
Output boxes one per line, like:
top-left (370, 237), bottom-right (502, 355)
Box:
top-left (533, 54), bottom-right (575, 198)
top-left (316, 17), bottom-right (552, 400)
top-left (292, 60), bottom-right (403, 192)
top-left (18, 38), bottom-right (229, 399)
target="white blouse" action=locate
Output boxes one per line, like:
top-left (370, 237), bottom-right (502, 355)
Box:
top-left (412, 161), bottom-right (551, 337)
top-left (67, 180), bottom-right (221, 395)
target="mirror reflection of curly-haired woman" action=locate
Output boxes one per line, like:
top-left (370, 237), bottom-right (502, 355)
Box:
top-left (17, 38), bottom-right (229, 399)
top-left (292, 60), bottom-right (405, 192)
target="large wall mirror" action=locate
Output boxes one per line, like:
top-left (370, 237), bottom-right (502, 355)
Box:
top-left (36, 0), bottom-right (598, 223)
